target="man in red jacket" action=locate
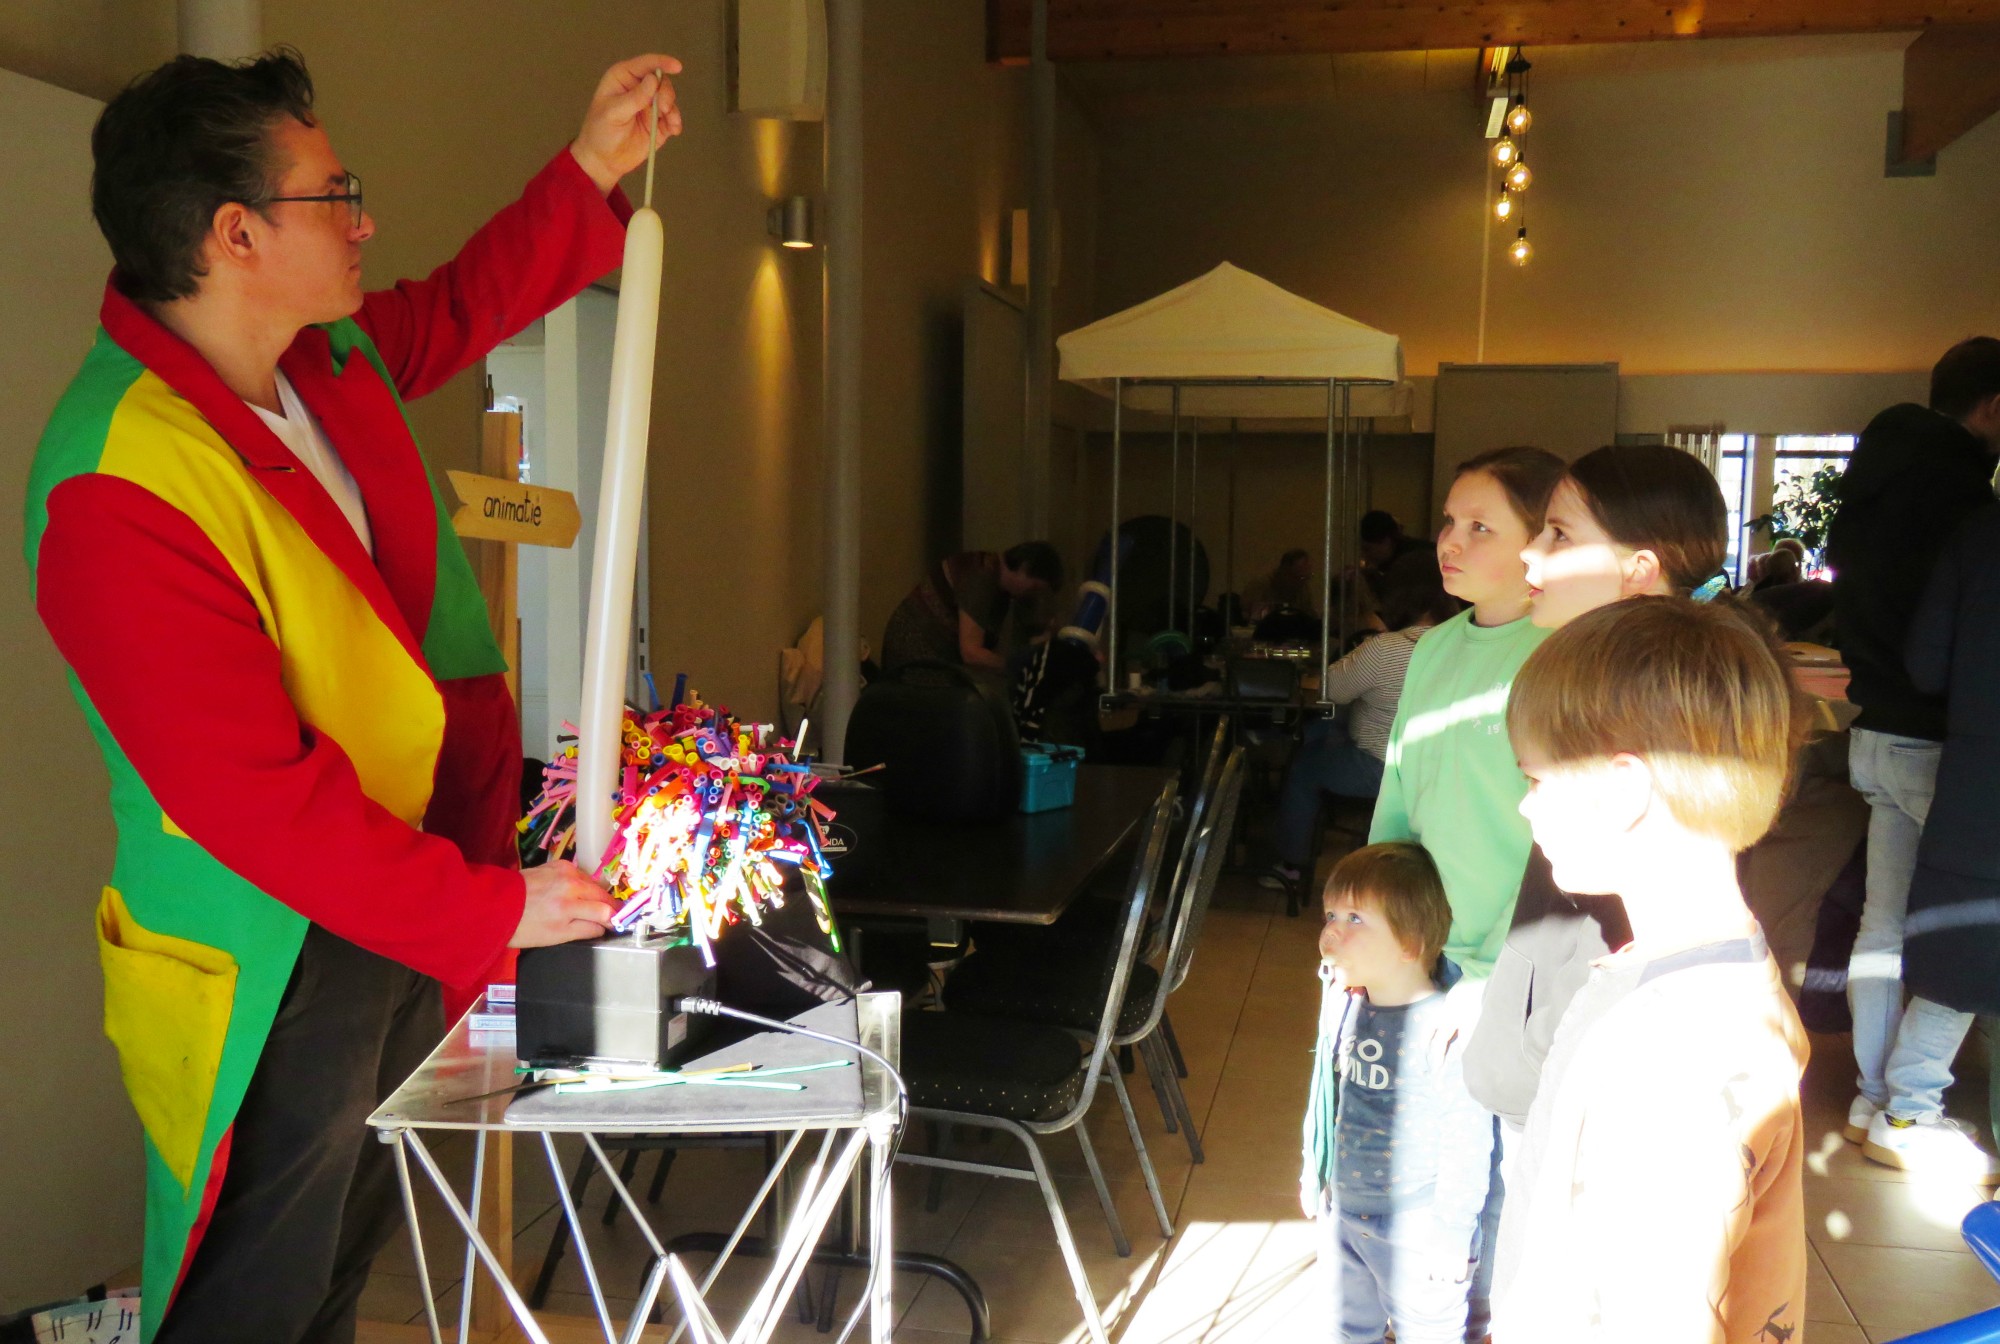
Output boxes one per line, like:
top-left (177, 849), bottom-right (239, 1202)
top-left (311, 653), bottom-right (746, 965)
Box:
top-left (29, 47), bottom-right (679, 1343)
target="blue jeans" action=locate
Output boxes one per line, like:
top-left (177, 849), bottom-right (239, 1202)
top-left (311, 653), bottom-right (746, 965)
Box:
top-left (1277, 717), bottom-right (1385, 867)
top-left (1316, 1196), bottom-right (1488, 1344)
top-left (1848, 728), bottom-right (1973, 1120)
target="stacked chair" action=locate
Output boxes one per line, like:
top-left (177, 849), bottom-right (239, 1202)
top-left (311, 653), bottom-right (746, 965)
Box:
top-left (895, 777), bottom-right (1179, 1344)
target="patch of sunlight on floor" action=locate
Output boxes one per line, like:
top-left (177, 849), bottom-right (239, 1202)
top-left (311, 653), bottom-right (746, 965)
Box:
top-left (1116, 1219), bottom-right (1320, 1344)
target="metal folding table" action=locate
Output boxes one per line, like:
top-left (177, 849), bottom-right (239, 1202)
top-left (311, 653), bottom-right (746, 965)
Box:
top-left (368, 993), bottom-right (903, 1344)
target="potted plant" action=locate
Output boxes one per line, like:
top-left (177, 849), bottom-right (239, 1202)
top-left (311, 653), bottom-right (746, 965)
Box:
top-left (1751, 461), bottom-right (1846, 571)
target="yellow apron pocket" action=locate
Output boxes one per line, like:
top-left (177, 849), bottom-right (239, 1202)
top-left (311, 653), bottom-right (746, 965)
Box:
top-left (95, 887), bottom-right (238, 1193)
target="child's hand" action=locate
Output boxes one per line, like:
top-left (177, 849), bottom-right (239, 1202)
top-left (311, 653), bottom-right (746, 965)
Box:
top-left (1299, 1176), bottom-right (1320, 1221)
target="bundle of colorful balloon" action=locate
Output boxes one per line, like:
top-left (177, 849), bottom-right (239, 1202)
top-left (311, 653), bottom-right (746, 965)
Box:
top-left (518, 684), bottom-right (837, 965)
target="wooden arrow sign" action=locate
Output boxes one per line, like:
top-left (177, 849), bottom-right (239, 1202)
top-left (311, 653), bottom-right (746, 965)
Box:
top-left (448, 469), bottom-right (581, 548)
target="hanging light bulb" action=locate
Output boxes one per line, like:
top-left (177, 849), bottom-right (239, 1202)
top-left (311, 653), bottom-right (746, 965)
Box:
top-left (1509, 227), bottom-right (1533, 266)
top-left (1506, 96), bottom-right (1532, 135)
top-left (1492, 137), bottom-right (1519, 168)
top-left (1494, 190), bottom-right (1514, 222)
top-left (1505, 159), bottom-right (1533, 193)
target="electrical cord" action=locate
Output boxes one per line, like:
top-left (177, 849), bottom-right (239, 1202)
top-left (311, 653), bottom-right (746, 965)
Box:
top-left (671, 996), bottom-right (909, 1344)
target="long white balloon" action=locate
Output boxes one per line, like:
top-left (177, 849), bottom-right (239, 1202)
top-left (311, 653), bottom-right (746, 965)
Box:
top-left (576, 205), bottom-right (665, 871)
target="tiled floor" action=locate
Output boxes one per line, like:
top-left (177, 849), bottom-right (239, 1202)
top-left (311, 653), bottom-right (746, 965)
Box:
top-left (359, 872), bottom-right (2000, 1343)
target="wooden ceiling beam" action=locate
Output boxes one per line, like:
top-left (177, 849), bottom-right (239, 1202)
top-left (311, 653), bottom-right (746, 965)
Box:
top-left (989, 1), bottom-right (2000, 63)
top-left (1897, 22), bottom-right (2000, 161)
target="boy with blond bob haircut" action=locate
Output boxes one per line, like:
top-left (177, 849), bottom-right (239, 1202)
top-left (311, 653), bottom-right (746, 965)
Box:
top-left (1494, 597), bottom-right (1809, 1344)
top-left (1303, 841), bottom-right (1499, 1344)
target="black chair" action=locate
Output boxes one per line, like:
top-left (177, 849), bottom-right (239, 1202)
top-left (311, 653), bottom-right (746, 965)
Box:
top-left (1279, 786), bottom-right (1374, 916)
top-left (944, 749), bottom-right (1246, 1174)
top-left (896, 777), bottom-right (1179, 1344)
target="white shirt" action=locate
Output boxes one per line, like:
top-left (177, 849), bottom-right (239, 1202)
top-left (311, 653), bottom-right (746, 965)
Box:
top-left (249, 371), bottom-right (374, 555)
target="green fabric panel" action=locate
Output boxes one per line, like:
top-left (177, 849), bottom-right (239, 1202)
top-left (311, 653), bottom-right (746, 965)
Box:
top-left (75, 685), bottom-right (306, 1339)
top-left (322, 320), bottom-right (508, 680)
top-left (23, 330), bottom-right (144, 580)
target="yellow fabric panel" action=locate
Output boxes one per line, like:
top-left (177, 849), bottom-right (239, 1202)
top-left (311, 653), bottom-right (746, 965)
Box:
top-left (98, 372), bottom-right (443, 827)
top-left (162, 813), bottom-right (190, 840)
top-left (96, 886), bottom-right (238, 1192)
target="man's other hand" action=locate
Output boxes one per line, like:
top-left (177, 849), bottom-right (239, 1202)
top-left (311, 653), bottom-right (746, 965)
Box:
top-left (571, 54), bottom-right (684, 196)
top-left (511, 859), bottom-right (618, 947)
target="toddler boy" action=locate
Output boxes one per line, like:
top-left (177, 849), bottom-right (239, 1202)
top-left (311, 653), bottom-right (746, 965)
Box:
top-left (1302, 841), bottom-right (1498, 1343)
top-left (1495, 596), bottom-right (1809, 1342)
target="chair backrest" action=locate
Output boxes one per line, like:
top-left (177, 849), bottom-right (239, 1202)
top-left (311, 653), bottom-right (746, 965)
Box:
top-left (1143, 718), bottom-right (1229, 964)
top-left (1160, 746), bottom-right (1247, 1001)
top-left (1044, 774), bottom-right (1179, 1132)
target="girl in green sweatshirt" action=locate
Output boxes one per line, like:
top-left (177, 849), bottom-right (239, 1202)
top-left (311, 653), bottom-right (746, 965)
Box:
top-left (1369, 447), bottom-right (1567, 978)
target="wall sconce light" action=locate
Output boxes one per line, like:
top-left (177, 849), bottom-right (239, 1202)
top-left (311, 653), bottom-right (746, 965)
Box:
top-left (767, 194), bottom-right (814, 248)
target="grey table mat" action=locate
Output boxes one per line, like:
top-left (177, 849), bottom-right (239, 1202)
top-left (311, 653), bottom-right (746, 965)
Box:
top-left (503, 999), bottom-right (864, 1128)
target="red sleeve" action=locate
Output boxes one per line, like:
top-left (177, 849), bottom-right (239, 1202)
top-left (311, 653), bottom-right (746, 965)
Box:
top-left (357, 149), bottom-right (633, 401)
top-left (36, 473), bottom-right (524, 988)
top-left (426, 673), bottom-right (525, 869)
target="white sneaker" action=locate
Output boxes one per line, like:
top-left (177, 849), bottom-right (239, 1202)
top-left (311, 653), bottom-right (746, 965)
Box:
top-left (1844, 1095), bottom-right (1881, 1144)
top-left (1863, 1110), bottom-right (2000, 1184)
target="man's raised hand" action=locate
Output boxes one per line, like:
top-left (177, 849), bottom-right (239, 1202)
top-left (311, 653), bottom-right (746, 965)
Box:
top-left (570, 54), bottom-right (684, 195)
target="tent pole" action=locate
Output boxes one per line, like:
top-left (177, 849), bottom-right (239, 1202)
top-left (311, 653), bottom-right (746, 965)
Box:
top-left (1228, 419), bottom-right (1238, 613)
top-left (1321, 381), bottom-right (1335, 694)
top-left (1188, 419), bottom-right (1199, 637)
top-left (1340, 383), bottom-right (1354, 661)
top-left (1168, 386), bottom-right (1181, 636)
top-left (1109, 378), bottom-right (1122, 694)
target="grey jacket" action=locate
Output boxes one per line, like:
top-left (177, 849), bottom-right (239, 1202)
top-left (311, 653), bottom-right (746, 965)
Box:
top-left (1460, 847), bottom-right (1630, 1130)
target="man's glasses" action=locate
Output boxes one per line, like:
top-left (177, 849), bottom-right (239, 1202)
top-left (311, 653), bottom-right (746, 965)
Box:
top-left (265, 171), bottom-right (364, 228)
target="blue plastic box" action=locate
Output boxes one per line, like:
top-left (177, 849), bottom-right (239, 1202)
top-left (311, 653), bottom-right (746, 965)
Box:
top-left (1019, 743), bottom-right (1084, 813)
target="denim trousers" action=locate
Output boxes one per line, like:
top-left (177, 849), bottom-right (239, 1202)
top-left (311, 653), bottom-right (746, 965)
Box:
top-left (1316, 1195), bottom-right (1491, 1344)
top-left (1848, 728), bottom-right (1974, 1120)
top-left (1276, 716), bottom-right (1385, 867)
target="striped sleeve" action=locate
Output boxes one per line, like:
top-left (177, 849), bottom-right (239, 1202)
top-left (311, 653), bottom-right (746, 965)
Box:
top-left (1322, 630), bottom-right (1414, 705)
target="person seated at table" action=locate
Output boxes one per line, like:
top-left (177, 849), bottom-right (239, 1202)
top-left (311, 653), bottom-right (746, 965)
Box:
top-left (1358, 509), bottom-right (1433, 600)
top-left (880, 542), bottom-right (1062, 673)
top-left (1247, 548), bottom-right (1318, 620)
top-left (1750, 545), bottom-right (1802, 591)
top-left (1263, 557), bottom-right (1459, 890)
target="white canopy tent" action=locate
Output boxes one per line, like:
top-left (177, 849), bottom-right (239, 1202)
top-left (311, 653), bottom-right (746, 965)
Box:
top-left (1057, 262), bottom-right (1409, 691)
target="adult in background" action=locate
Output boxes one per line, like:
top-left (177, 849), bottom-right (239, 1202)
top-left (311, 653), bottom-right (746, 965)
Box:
top-left (1263, 555), bottom-right (1459, 890)
top-left (881, 542), bottom-right (1063, 673)
top-left (1904, 501), bottom-right (2000, 1175)
top-left (1247, 546), bottom-right (1318, 619)
top-left (28, 48), bottom-right (667, 1341)
top-left (1828, 336), bottom-right (2000, 1177)
top-left (1357, 508), bottom-right (1432, 601)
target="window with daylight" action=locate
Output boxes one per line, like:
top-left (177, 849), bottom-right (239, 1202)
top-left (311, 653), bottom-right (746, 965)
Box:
top-left (1717, 434), bottom-right (1857, 583)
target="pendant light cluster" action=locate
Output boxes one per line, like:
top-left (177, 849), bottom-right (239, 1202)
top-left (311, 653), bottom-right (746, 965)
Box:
top-left (1488, 51), bottom-right (1535, 266)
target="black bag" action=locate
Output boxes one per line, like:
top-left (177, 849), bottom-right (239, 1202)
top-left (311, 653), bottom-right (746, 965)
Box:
top-left (811, 776), bottom-right (887, 892)
top-left (845, 660), bottom-right (1022, 820)
top-left (711, 869), bottom-right (865, 1038)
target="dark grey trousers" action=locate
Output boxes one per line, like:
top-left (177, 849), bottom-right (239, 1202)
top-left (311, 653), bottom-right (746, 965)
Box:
top-left (156, 924), bottom-right (443, 1344)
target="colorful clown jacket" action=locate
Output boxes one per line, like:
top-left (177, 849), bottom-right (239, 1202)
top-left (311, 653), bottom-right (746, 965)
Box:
top-left (24, 149), bottom-right (631, 1339)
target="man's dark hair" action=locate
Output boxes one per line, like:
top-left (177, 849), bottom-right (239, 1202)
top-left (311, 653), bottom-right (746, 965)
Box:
top-left (92, 48), bottom-right (317, 304)
top-left (1376, 551), bottom-right (1459, 630)
top-left (1929, 337), bottom-right (2000, 421)
top-left (1003, 541), bottom-right (1064, 589)
top-left (1358, 510), bottom-right (1402, 544)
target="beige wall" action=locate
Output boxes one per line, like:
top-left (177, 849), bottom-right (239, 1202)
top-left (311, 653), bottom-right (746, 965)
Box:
top-left (0, 67), bottom-right (140, 1314)
top-left (1093, 35), bottom-right (2000, 378)
top-left (855, 2), bottom-right (1101, 648)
